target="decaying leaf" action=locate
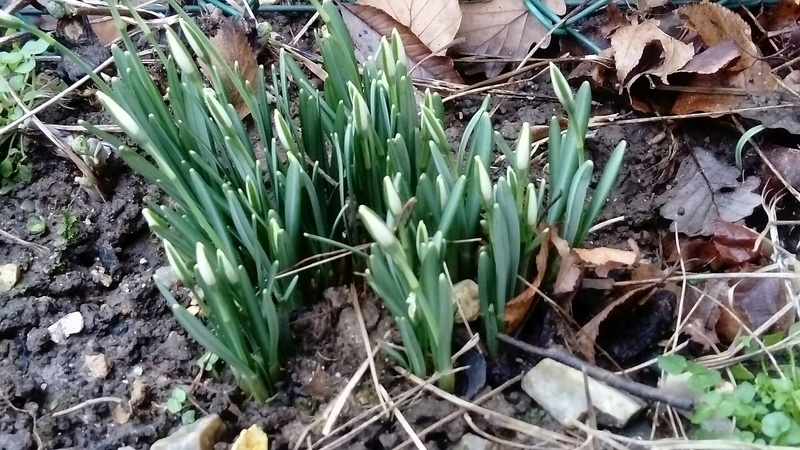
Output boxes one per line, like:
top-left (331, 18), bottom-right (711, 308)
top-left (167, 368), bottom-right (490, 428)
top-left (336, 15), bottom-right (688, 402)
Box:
top-left (504, 227), bottom-right (550, 334)
top-left (357, 0), bottom-right (462, 52)
top-left (552, 231), bottom-right (583, 295)
top-left (199, 20), bottom-right (260, 120)
top-left (710, 278), bottom-right (791, 343)
top-left (759, 0), bottom-right (800, 32)
top-left (680, 283), bottom-right (724, 349)
top-left (574, 246), bottom-right (638, 278)
top-left (662, 221), bottom-right (769, 271)
top-left (341, 4), bottom-right (463, 83)
top-left (577, 285), bottom-right (655, 361)
top-left (676, 39), bottom-right (741, 75)
top-left (761, 144), bottom-right (800, 194)
top-left (679, 3), bottom-right (758, 71)
top-left (609, 20), bottom-right (694, 85)
top-left (657, 148), bottom-right (762, 236)
top-left (455, 0), bottom-right (555, 77)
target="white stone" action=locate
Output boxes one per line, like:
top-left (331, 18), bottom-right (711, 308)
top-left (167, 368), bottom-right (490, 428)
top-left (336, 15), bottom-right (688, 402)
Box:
top-left (48, 312), bottom-right (84, 344)
top-left (521, 358), bottom-right (645, 428)
top-left (84, 353), bottom-right (112, 379)
top-left (453, 279), bottom-right (479, 323)
top-left (0, 263), bottom-right (20, 292)
top-left (452, 433), bottom-right (495, 450)
top-left (151, 414), bottom-right (225, 450)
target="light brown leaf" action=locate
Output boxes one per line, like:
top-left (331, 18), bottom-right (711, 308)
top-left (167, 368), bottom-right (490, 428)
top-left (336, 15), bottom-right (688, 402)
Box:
top-left (341, 4), bottom-right (463, 83)
top-left (455, 0), bottom-right (552, 78)
top-left (357, 0), bottom-right (462, 52)
top-left (609, 20), bottom-right (695, 85)
top-left (552, 231), bottom-right (583, 295)
top-left (574, 247), bottom-right (638, 266)
top-left (504, 227), bottom-right (550, 334)
top-left (199, 20), bottom-right (259, 120)
top-left (656, 148), bottom-right (762, 236)
top-left (679, 3), bottom-right (759, 72)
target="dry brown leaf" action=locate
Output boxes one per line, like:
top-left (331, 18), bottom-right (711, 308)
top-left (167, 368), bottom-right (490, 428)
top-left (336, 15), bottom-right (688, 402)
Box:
top-left (679, 3), bottom-right (759, 72)
top-left (199, 20), bottom-right (259, 120)
top-left (552, 232), bottom-right (583, 295)
top-left (715, 278), bottom-right (791, 343)
top-left (609, 20), bottom-right (695, 85)
top-left (576, 285), bottom-right (655, 361)
top-left (455, 0), bottom-right (554, 77)
top-left (574, 247), bottom-right (638, 266)
top-left (670, 60), bottom-right (783, 116)
top-left (341, 4), bottom-right (463, 83)
top-left (656, 148), bottom-right (762, 236)
top-left (681, 283), bottom-right (724, 349)
top-left (357, 0), bottom-right (462, 52)
top-left (677, 39), bottom-right (741, 75)
top-left (504, 227), bottom-right (550, 334)
top-left (759, 0), bottom-right (800, 32)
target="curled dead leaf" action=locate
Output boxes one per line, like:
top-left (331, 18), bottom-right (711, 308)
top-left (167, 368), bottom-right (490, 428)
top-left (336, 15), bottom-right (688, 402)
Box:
top-left (714, 277), bottom-right (791, 343)
top-left (455, 0), bottom-right (553, 77)
top-left (609, 20), bottom-right (694, 86)
top-left (679, 3), bottom-right (758, 71)
top-left (341, 4), bottom-right (463, 83)
top-left (357, 0), bottom-right (462, 52)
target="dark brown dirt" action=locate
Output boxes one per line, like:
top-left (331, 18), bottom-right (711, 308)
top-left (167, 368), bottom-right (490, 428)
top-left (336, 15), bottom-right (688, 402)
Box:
top-left (0, 8), bottom-right (757, 450)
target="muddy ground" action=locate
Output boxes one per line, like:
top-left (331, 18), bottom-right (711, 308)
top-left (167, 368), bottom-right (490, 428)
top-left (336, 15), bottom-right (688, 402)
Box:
top-left (0, 9), bottom-right (751, 450)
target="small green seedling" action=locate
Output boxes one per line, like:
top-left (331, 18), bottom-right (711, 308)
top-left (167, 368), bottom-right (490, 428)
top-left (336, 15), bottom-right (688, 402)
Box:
top-left (1, 31), bottom-right (49, 194)
top-left (658, 325), bottom-right (800, 446)
top-left (56, 209), bottom-right (80, 244)
top-left (26, 215), bottom-right (46, 235)
top-left (166, 387), bottom-right (196, 425)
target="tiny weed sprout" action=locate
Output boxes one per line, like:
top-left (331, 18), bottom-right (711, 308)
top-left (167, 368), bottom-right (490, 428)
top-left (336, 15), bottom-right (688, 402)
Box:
top-left (658, 325), bottom-right (800, 446)
top-left (0, 30), bottom-right (49, 194)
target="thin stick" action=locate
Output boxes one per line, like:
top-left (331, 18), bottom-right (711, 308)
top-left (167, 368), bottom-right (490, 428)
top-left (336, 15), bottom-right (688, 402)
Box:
top-left (50, 396), bottom-right (124, 417)
top-left (0, 229), bottom-right (49, 256)
top-left (497, 334), bottom-right (695, 411)
top-left (350, 285), bottom-right (387, 415)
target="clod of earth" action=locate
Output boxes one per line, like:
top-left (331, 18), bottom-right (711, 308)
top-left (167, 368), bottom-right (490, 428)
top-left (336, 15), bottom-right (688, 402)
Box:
top-left (0, 263), bottom-right (20, 292)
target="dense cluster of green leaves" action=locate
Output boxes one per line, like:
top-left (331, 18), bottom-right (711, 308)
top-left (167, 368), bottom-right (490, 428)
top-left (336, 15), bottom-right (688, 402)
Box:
top-left (0, 32), bottom-right (49, 194)
top-left (0, 0), bottom-right (626, 398)
top-left (659, 323), bottom-right (800, 445)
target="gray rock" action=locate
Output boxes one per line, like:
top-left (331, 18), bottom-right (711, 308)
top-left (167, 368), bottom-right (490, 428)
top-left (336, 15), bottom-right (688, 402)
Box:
top-left (154, 266), bottom-right (181, 289)
top-left (521, 358), bottom-right (645, 428)
top-left (151, 414), bottom-right (225, 450)
top-left (452, 433), bottom-right (495, 450)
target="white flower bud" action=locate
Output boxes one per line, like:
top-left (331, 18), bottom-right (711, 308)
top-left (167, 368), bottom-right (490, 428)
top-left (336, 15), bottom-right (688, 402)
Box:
top-left (165, 28), bottom-right (196, 76)
top-left (359, 205), bottom-right (401, 255)
top-left (348, 82), bottom-right (370, 133)
top-left (96, 91), bottom-right (144, 143)
top-left (195, 243), bottom-right (216, 287)
top-left (406, 291), bottom-right (417, 320)
top-left (216, 249), bottom-right (238, 284)
top-left (203, 88), bottom-right (233, 131)
top-left (474, 157), bottom-right (493, 206)
top-left (525, 183), bottom-right (539, 227)
top-left (515, 122), bottom-right (531, 173)
top-left (383, 176), bottom-right (403, 217)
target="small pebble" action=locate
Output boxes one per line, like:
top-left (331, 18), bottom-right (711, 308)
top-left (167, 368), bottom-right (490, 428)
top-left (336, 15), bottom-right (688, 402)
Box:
top-left (20, 200), bottom-right (35, 212)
